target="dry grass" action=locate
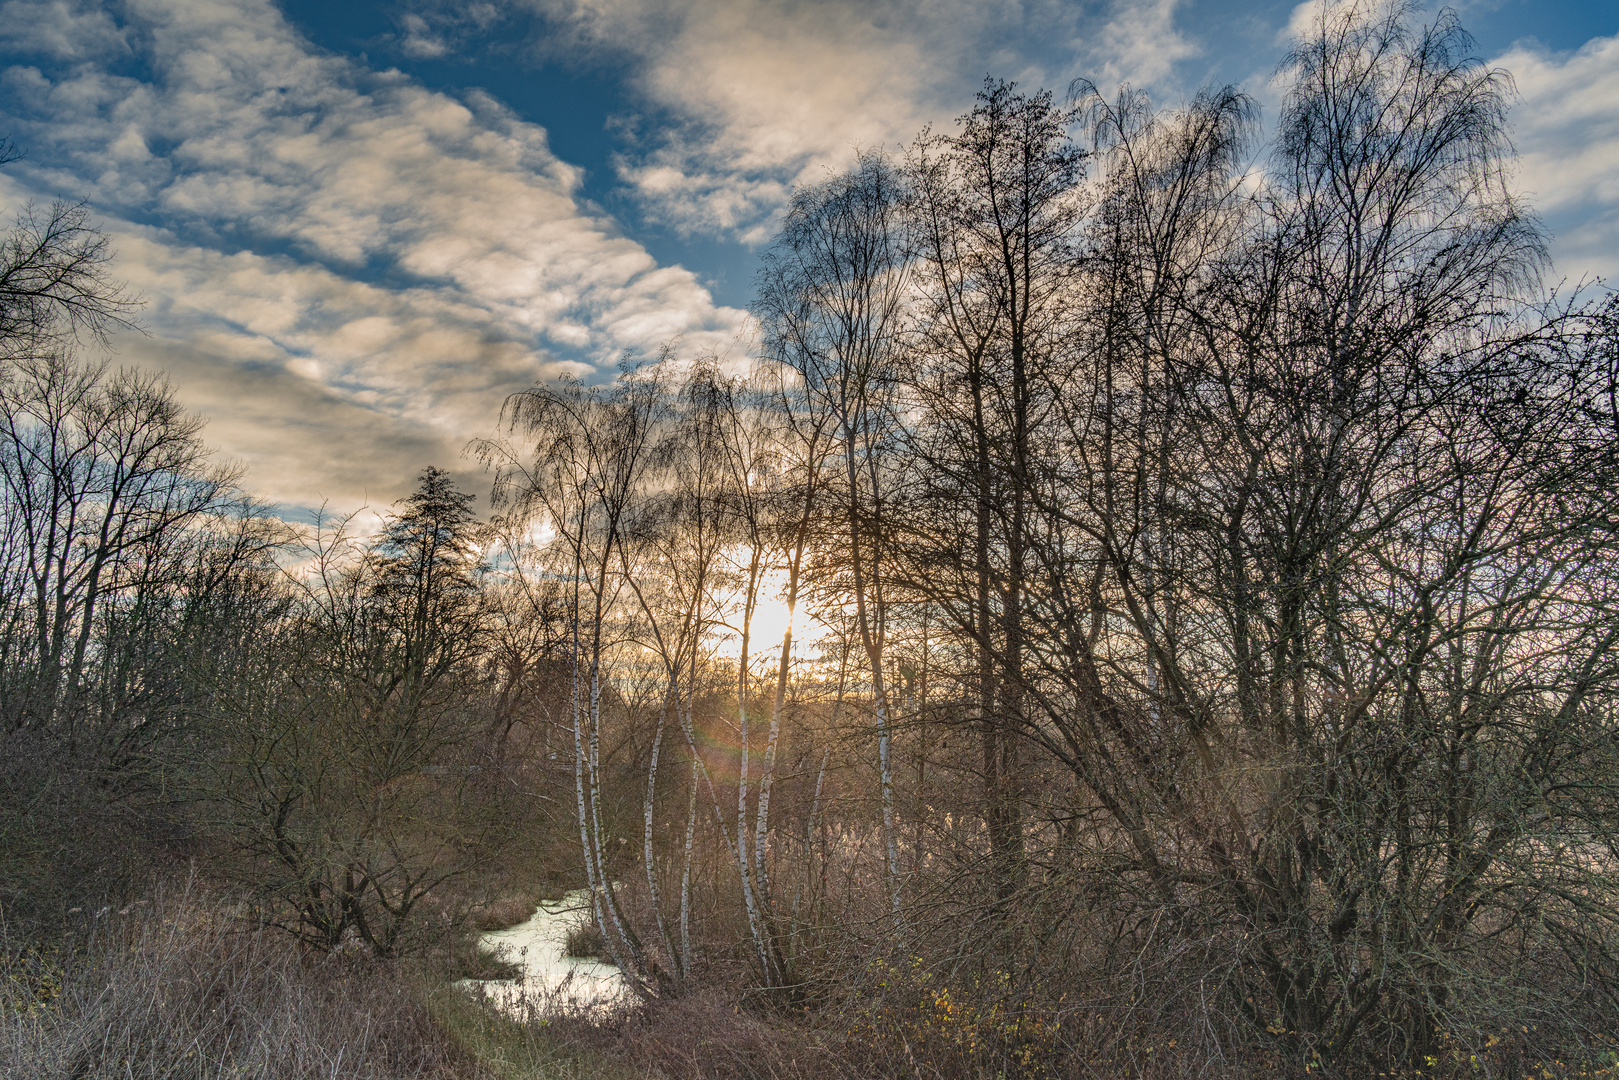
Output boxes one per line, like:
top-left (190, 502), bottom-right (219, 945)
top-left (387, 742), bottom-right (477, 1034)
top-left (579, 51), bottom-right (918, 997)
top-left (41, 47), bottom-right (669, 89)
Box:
top-left (0, 878), bottom-right (835, 1080)
top-left (473, 896), bottom-right (541, 932)
top-left (562, 918), bottom-right (608, 960)
top-left (530, 988), bottom-right (841, 1080)
top-left (36, 875), bottom-right (1613, 1080)
top-left (1, 885), bottom-right (473, 1080)
top-left (429, 987), bottom-right (647, 1080)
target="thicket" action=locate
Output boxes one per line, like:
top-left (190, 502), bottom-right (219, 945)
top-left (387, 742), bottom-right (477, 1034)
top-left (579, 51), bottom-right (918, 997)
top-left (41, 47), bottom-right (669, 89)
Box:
top-left (4, 4), bottom-right (1619, 1079)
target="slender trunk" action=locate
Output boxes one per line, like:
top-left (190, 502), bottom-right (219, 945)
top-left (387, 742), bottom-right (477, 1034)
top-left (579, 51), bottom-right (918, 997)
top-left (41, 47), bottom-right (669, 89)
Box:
top-left (733, 542), bottom-right (773, 982)
top-left (679, 748), bottom-right (698, 983)
top-left (586, 559), bottom-right (642, 977)
top-left (998, 277), bottom-right (1029, 901)
top-left (790, 747), bottom-right (831, 951)
top-left (676, 751), bottom-right (696, 990)
top-left (970, 360), bottom-right (1018, 902)
top-left (568, 523), bottom-right (599, 918)
top-left (644, 680), bottom-right (677, 984)
top-left (844, 424), bottom-right (899, 926)
top-left (678, 642), bottom-right (702, 985)
top-left (675, 666), bottom-right (770, 976)
top-left (755, 529), bottom-right (806, 921)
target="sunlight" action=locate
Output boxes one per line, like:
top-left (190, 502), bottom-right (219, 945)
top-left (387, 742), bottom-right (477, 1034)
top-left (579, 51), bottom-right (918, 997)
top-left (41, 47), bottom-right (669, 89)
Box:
top-left (709, 566), bottom-right (819, 661)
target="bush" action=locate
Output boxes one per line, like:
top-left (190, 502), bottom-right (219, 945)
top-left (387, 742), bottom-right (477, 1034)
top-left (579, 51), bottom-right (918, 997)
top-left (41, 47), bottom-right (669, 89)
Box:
top-left (841, 957), bottom-right (1067, 1079)
top-left (537, 986), bottom-right (841, 1080)
top-left (473, 896), bottom-right (538, 932)
top-left (0, 885), bottom-right (468, 1079)
top-left (563, 919), bottom-right (607, 960)
top-left (0, 734), bottom-right (149, 931)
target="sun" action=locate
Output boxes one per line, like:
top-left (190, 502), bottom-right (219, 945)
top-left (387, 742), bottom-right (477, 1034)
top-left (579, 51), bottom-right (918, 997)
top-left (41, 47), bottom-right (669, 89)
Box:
top-left (711, 567), bottom-right (820, 660)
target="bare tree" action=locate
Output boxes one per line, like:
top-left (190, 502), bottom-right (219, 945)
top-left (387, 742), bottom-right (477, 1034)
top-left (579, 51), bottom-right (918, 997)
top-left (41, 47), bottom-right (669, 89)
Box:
top-left (985, 3), bottom-right (1619, 1070)
top-left (0, 199), bottom-right (137, 355)
top-left (758, 151), bottom-right (911, 925)
top-left (478, 367), bottom-right (673, 986)
top-left (210, 474), bottom-right (496, 955)
top-left (0, 354), bottom-right (239, 738)
top-left (902, 83), bottom-right (1087, 906)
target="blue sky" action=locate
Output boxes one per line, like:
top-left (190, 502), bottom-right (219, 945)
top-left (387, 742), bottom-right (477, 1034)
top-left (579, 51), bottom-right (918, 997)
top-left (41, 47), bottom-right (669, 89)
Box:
top-left (1, 0), bottom-right (1615, 516)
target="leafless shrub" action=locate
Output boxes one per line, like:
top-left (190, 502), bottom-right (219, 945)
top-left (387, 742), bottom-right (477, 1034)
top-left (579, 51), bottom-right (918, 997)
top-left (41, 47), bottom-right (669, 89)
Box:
top-left (0, 885), bottom-right (470, 1079)
top-left (564, 917), bottom-right (609, 960)
top-left (539, 987), bottom-right (842, 1080)
top-left (472, 895), bottom-right (538, 932)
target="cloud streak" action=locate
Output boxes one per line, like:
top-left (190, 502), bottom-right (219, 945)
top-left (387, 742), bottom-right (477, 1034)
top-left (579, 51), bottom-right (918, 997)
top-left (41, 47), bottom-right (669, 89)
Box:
top-left (0, 0), bottom-right (746, 510)
top-left (1497, 32), bottom-right (1619, 286)
top-left (424, 0), bottom-right (1201, 243)
top-left (0, 0), bottom-right (1610, 519)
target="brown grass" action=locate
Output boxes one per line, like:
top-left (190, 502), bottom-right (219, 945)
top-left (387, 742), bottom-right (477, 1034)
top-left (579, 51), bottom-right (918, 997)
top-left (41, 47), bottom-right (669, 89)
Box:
top-left (473, 896), bottom-right (540, 932)
top-left (534, 988), bottom-right (842, 1080)
top-left (1, 884), bottom-right (474, 1080)
top-left (562, 918), bottom-right (608, 960)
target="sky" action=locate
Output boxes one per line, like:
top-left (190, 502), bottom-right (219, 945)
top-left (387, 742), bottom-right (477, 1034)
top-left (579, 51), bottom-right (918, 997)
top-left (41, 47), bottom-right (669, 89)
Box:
top-left (0, 0), bottom-right (1614, 520)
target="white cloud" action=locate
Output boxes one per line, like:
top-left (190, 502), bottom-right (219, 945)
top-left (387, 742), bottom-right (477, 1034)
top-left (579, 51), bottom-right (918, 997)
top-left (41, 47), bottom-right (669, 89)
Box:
top-left (1093, 0), bottom-right (1200, 88)
top-left (397, 13), bottom-right (452, 58)
top-left (5, 0), bottom-right (1598, 519)
top-left (1277, 0), bottom-right (1331, 46)
top-left (480, 0), bottom-right (1200, 242)
top-left (1497, 33), bottom-right (1619, 287)
top-left (0, 0), bottom-right (746, 510)
top-left (0, 0), bottom-right (129, 61)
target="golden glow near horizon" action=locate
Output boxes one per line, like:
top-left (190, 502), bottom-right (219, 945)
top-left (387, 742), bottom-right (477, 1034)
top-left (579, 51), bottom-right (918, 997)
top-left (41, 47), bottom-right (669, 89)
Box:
top-left (711, 567), bottom-right (809, 660)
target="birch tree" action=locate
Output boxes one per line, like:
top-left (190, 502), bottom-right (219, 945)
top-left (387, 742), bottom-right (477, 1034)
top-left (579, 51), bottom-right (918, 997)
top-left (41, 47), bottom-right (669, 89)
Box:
top-left (757, 151), bottom-right (910, 924)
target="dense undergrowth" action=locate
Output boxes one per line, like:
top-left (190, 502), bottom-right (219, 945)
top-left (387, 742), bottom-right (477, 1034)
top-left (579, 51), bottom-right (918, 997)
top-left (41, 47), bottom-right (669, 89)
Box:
top-left (7, 881), bottom-right (1617, 1080)
top-left (0, 884), bottom-right (646, 1080)
top-left (1, 887), bottom-right (467, 1079)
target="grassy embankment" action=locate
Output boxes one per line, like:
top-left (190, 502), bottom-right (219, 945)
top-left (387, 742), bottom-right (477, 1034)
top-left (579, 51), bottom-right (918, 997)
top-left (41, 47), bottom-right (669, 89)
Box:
top-left (0, 884), bottom-right (639, 1080)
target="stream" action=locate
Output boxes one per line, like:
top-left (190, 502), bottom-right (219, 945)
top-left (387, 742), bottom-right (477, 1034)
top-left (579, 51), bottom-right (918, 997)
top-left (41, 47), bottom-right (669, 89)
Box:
top-left (459, 890), bottom-right (632, 1016)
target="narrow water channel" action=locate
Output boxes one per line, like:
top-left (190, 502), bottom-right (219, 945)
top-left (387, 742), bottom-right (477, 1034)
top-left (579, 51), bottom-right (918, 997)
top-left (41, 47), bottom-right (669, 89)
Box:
top-left (460, 890), bottom-right (631, 1016)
